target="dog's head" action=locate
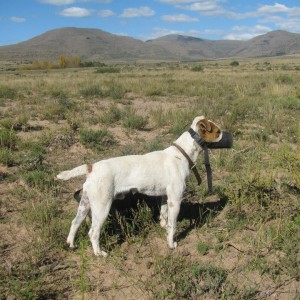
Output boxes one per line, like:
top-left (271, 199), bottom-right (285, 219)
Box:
top-left (192, 116), bottom-right (222, 143)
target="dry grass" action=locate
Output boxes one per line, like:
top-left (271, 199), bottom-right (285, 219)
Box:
top-left (0, 58), bottom-right (299, 299)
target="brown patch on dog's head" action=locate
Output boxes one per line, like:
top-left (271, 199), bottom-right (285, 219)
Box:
top-left (197, 118), bottom-right (221, 142)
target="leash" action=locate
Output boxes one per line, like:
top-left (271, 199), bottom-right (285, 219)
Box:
top-left (203, 144), bottom-right (213, 193)
top-left (188, 128), bottom-right (214, 193)
top-left (171, 143), bottom-right (202, 186)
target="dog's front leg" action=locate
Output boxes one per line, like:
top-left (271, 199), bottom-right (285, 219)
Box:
top-left (166, 191), bottom-right (182, 249)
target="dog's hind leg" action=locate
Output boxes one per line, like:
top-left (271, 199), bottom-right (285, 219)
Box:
top-left (159, 196), bottom-right (168, 228)
top-left (88, 189), bottom-right (112, 257)
top-left (67, 191), bottom-right (90, 248)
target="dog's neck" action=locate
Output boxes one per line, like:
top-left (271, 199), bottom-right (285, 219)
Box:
top-left (173, 131), bottom-right (202, 164)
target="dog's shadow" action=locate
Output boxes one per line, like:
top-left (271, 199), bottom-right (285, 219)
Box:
top-left (105, 191), bottom-right (228, 245)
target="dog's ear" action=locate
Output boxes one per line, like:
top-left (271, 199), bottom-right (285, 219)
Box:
top-left (197, 118), bottom-right (212, 134)
top-left (197, 118), bottom-right (221, 142)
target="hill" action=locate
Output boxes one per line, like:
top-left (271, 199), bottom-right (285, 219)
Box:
top-left (0, 27), bottom-right (300, 62)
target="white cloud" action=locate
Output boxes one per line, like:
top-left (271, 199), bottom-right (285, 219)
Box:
top-left (38, 0), bottom-right (75, 5)
top-left (262, 16), bottom-right (300, 33)
top-left (99, 9), bottom-right (115, 17)
top-left (59, 7), bottom-right (92, 17)
top-left (223, 25), bottom-right (272, 40)
top-left (160, 0), bottom-right (198, 3)
top-left (10, 17), bottom-right (26, 23)
top-left (257, 3), bottom-right (300, 17)
top-left (161, 13), bottom-right (198, 22)
top-left (80, 0), bottom-right (111, 3)
top-left (181, 1), bottom-right (221, 12)
top-left (121, 6), bottom-right (155, 18)
top-left (257, 3), bottom-right (289, 14)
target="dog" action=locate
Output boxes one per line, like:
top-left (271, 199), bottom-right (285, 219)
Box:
top-left (57, 116), bottom-right (222, 256)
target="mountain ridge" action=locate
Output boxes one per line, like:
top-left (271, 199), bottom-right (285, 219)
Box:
top-left (0, 27), bottom-right (300, 62)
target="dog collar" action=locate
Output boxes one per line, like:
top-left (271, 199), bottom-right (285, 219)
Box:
top-left (188, 128), bottom-right (207, 147)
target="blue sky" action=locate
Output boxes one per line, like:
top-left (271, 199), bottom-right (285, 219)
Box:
top-left (1, 0), bottom-right (300, 45)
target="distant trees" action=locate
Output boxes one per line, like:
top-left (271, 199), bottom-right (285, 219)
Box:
top-left (19, 55), bottom-right (81, 70)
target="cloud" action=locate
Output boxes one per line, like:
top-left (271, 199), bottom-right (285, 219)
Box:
top-left (10, 17), bottom-right (26, 23)
top-left (98, 9), bottom-right (115, 17)
top-left (262, 16), bottom-right (300, 33)
top-left (223, 25), bottom-right (272, 40)
top-left (38, 0), bottom-right (76, 5)
top-left (121, 6), bottom-right (155, 18)
top-left (160, 0), bottom-right (198, 3)
top-left (257, 3), bottom-right (289, 14)
top-left (59, 7), bottom-right (92, 17)
top-left (256, 3), bottom-right (300, 17)
top-left (161, 13), bottom-right (198, 22)
top-left (80, 0), bottom-right (111, 3)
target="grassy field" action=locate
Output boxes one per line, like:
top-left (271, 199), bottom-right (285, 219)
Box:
top-left (0, 58), bottom-right (299, 299)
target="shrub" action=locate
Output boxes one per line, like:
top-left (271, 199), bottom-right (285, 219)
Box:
top-left (22, 170), bottom-right (58, 192)
top-left (122, 109), bottom-right (148, 130)
top-left (95, 67), bottom-right (120, 74)
top-left (100, 105), bottom-right (122, 124)
top-left (79, 128), bottom-right (116, 151)
top-left (0, 85), bottom-right (17, 99)
top-left (79, 85), bottom-right (104, 98)
top-left (191, 65), bottom-right (204, 72)
top-left (191, 264), bottom-right (227, 294)
top-left (230, 61), bottom-right (239, 67)
top-left (276, 74), bottom-right (294, 84)
top-left (0, 129), bottom-right (18, 150)
top-left (106, 83), bottom-right (126, 100)
top-left (0, 149), bottom-right (17, 166)
top-left (0, 116), bottom-right (29, 131)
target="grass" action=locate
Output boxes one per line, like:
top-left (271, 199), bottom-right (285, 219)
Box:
top-left (0, 57), bottom-right (299, 299)
top-left (79, 128), bottom-right (117, 151)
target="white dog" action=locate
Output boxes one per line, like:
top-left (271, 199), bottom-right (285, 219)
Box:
top-left (57, 116), bottom-right (222, 256)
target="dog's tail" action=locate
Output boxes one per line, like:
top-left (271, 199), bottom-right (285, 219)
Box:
top-left (57, 164), bottom-right (91, 180)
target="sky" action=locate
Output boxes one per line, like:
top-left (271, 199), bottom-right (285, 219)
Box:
top-left (1, 0), bottom-right (300, 46)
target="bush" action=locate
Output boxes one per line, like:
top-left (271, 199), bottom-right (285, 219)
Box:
top-left (191, 65), bottom-right (204, 72)
top-left (79, 85), bottom-right (104, 98)
top-left (0, 129), bottom-right (18, 150)
top-left (79, 128), bottom-right (116, 151)
top-left (0, 116), bottom-right (29, 131)
top-left (230, 61), bottom-right (239, 67)
top-left (95, 67), bottom-right (120, 74)
top-left (100, 105), bottom-right (122, 124)
top-left (0, 149), bottom-right (17, 166)
top-left (22, 170), bottom-right (57, 192)
top-left (122, 109), bottom-right (148, 130)
top-left (276, 74), bottom-right (294, 84)
top-left (0, 85), bottom-right (17, 99)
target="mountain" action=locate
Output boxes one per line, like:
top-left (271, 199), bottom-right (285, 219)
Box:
top-left (229, 30), bottom-right (300, 57)
top-left (0, 27), bottom-right (300, 62)
top-left (0, 27), bottom-right (173, 62)
top-left (146, 35), bottom-right (243, 60)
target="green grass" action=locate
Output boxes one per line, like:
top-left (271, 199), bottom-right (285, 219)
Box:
top-left (122, 108), bottom-right (148, 130)
top-left (0, 58), bottom-right (299, 299)
top-left (79, 128), bottom-right (117, 151)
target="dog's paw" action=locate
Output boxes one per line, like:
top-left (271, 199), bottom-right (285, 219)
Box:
top-left (67, 239), bottom-right (76, 249)
top-left (94, 249), bottom-right (108, 257)
top-left (160, 218), bottom-right (167, 229)
top-left (168, 241), bottom-right (178, 249)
